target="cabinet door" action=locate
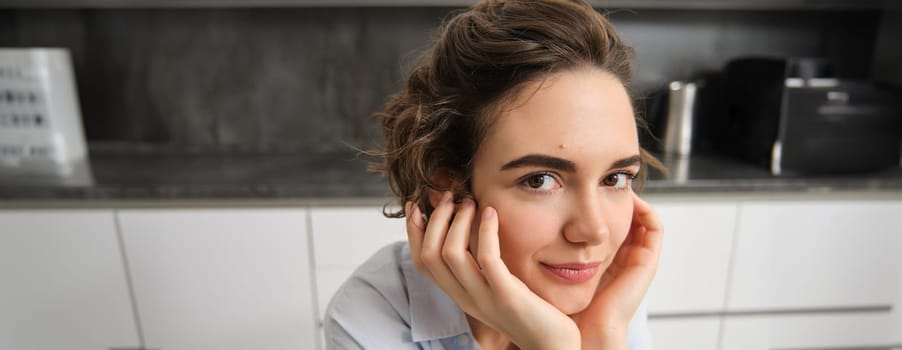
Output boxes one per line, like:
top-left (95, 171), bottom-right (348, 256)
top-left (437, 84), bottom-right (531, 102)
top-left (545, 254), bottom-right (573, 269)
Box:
top-left (720, 312), bottom-right (898, 350)
top-left (117, 208), bottom-right (316, 350)
top-left (648, 318), bottom-right (720, 350)
top-left (727, 200), bottom-right (902, 310)
top-left (644, 200), bottom-right (738, 314)
top-left (895, 253), bottom-right (902, 346)
top-left (0, 210), bottom-right (139, 350)
top-left (309, 206), bottom-right (405, 320)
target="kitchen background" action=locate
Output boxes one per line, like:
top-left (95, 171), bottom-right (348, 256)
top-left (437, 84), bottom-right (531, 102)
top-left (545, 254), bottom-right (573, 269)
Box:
top-left (1, 1), bottom-right (901, 350)
top-left (0, 3), bottom-right (895, 155)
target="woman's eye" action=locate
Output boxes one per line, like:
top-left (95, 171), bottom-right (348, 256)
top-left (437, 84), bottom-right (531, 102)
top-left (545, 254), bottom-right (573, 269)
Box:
top-left (602, 172), bottom-right (632, 189)
top-left (522, 173), bottom-right (558, 191)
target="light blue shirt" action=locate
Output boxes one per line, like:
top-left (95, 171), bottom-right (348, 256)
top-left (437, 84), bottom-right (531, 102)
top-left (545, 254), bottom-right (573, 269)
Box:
top-left (324, 241), bottom-right (652, 349)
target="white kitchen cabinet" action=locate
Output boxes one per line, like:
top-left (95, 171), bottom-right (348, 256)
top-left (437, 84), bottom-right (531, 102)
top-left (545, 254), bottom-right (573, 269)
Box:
top-left (645, 200), bottom-right (738, 314)
top-left (309, 206), bottom-right (406, 320)
top-left (648, 317), bottom-right (720, 350)
top-left (309, 206), bottom-right (406, 269)
top-left (726, 200), bottom-right (902, 311)
top-left (892, 228), bottom-right (902, 346)
top-left (116, 208), bottom-right (317, 350)
top-left (643, 199), bottom-right (737, 350)
top-left (0, 210), bottom-right (140, 350)
top-left (720, 312), bottom-right (898, 350)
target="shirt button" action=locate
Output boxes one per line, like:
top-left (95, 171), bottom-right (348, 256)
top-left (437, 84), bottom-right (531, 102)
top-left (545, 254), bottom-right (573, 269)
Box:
top-left (456, 334), bottom-right (471, 347)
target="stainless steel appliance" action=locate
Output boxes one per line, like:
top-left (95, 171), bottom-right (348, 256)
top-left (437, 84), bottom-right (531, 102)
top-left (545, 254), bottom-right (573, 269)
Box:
top-left (663, 81), bottom-right (698, 157)
top-left (722, 57), bottom-right (902, 175)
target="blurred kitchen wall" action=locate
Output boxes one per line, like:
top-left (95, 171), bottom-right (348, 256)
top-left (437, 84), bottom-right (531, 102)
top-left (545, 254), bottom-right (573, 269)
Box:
top-left (0, 7), bottom-right (881, 154)
top-left (871, 5), bottom-right (901, 86)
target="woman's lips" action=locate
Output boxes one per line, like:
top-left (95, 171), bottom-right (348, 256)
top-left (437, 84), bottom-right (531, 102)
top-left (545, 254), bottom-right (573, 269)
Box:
top-left (540, 262), bottom-right (601, 283)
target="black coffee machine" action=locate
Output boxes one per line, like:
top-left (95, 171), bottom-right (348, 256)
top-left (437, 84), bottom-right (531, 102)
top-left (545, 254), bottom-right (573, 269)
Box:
top-left (720, 57), bottom-right (901, 175)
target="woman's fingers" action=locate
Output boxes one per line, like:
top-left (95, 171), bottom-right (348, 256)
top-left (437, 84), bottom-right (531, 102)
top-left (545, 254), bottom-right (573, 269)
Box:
top-left (420, 191), bottom-right (455, 266)
top-left (631, 193), bottom-right (664, 254)
top-left (420, 192), bottom-right (461, 274)
top-left (608, 193), bottom-right (663, 274)
top-left (405, 201), bottom-right (426, 271)
top-left (443, 198), bottom-right (485, 288)
top-left (476, 206), bottom-right (513, 290)
top-left (414, 192), bottom-right (476, 305)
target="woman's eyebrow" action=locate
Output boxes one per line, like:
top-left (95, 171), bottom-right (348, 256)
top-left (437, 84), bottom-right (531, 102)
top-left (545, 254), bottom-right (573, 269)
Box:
top-left (609, 155), bottom-right (642, 170)
top-left (500, 154), bottom-right (642, 172)
top-left (500, 154), bottom-right (576, 172)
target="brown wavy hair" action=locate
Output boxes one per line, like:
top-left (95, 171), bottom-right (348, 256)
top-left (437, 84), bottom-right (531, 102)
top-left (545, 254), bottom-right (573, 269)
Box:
top-left (370, 0), bottom-right (662, 218)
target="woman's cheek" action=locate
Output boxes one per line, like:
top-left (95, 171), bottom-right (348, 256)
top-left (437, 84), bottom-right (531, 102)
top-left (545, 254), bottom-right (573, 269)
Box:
top-left (494, 201), bottom-right (560, 261)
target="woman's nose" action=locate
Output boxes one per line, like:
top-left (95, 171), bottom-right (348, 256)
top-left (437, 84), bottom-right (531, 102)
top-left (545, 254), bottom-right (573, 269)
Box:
top-left (562, 193), bottom-right (610, 245)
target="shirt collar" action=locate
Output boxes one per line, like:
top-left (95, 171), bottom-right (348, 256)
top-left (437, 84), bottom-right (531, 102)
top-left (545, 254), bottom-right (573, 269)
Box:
top-left (401, 244), bottom-right (473, 342)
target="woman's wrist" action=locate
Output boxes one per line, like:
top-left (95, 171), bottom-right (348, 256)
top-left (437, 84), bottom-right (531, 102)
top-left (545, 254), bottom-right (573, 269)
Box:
top-left (515, 321), bottom-right (582, 350)
top-left (579, 325), bottom-right (628, 350)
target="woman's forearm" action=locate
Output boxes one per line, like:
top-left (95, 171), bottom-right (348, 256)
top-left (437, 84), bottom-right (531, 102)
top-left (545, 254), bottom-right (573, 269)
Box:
top-left (580, 328), bottom-right (628, 350)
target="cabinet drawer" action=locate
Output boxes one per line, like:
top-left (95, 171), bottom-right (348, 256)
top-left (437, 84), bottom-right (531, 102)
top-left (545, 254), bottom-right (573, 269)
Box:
top-left (645, 200), bottom-right (738, 313)
top-left (648, 318), bottom-right (720, 350)
top-left (720, 312), bottom-right (897, 350)
top-left (117, 208), bottom-right (316, 350)
top-left (0, 210), bottom-right (139, 350)
top-left (727, 201), bottom-right (902, 310)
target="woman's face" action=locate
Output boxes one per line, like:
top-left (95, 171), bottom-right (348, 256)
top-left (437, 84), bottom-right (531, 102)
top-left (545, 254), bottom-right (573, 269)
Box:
top-left (469, 68), bottom-right (640, 315)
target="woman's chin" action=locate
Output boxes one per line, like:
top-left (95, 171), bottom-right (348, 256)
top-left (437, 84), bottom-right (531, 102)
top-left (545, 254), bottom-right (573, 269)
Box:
top-left (545, 288), bottom-right (596, 315)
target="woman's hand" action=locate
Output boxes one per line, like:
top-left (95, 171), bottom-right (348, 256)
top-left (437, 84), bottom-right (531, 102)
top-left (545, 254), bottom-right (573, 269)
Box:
top-left (571, 192), bottom-right (664, 349)
top-left (406, 192), bottom-right (580, 350)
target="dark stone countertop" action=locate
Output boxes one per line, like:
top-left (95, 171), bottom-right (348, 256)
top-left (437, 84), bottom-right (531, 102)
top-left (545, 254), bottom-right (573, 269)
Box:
top-left (1, 145), bottom-right (901, 201)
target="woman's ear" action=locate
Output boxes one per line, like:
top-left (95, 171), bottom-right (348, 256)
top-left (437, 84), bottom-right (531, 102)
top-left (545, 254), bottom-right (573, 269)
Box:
top-left (426, 188), bottom-right (445, 210)
top-left (426, 173), bottom-right (453, 210)
top-left (426, 168), bottom-right (459, 209)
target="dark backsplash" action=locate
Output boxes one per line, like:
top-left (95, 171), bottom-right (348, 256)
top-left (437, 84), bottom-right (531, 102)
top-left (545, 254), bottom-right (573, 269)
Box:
top-left (0, 7), bottom-right (881, 154)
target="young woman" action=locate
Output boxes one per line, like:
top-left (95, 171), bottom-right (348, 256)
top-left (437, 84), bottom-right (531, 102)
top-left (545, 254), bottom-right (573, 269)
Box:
top-left (325, 0), bottom-right (664, 349)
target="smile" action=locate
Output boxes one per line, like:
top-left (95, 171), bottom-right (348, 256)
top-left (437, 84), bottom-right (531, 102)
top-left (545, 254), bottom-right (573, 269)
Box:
top-left (540, 262), bottom-right (601, 283)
